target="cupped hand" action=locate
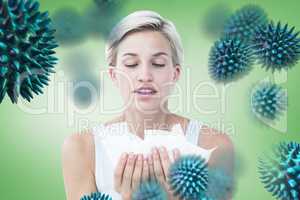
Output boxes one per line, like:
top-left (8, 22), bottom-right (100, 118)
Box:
top-left (114, 152), bottom-right (149, 200)
top-left (149, 146), bottom-right (181, 200)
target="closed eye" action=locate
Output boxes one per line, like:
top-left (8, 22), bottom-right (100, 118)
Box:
top-left (153, 63), bottom-right (165, 67)
top-left (125, 64), bottom-right (138, 67)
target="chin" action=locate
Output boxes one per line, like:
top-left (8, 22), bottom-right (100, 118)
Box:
top-left (134, 102), bottom-right (163, 114)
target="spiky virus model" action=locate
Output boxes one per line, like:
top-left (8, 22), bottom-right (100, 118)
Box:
top-left (132, 180), bottom-right (167, 200)
top-left (0, 0), bottom-right (58, 104)
top-left (205, 167), bottom-right (234, 200)
top-left (251, 82), bottom-right (287, 121)
top-left (168, 155), bottom-right (208, 200)
top-left (80, 192), bottom-right (112, 200)
top-left (209, 38), bottom-right (254, 83)
top-left (252, 21), bottom-right (300, 72)
top-left (223, 4), bottom-right (268, 43)
top-left (258, 142), bottom-right (300, 200)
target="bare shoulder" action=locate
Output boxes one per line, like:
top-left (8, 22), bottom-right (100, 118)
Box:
top-left (198, 124), bottom-right (233, 150)
top-left (62, 130), bottom-right (94, 159)
top-left (197, 125), bottom-right (234, 168)
top-left (62, 130), bottom-right (97, 200)
top-left (169, 113), bottom-right (190, 132)
top-left (62, 130), bottom-right (96, 175)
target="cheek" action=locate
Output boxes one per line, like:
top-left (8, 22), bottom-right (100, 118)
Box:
top-left (116, 72), bottom-right (135, 97)
top-left (116, 69), bottom-right (134, 87)
top-left (155, 71), bottom-right (175, 87)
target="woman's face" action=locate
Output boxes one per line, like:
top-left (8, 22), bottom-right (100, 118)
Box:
top-left (109, 31), bottom-right (181, 114)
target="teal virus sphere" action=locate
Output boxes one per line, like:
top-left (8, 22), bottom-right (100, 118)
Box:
top-left (168, 155), bottom-right (208, 200)
top-left (205, 167), bottom-right (234, 200)
top-left (65, 51), bottom-right (100, 109)
top-left (251, 82), bottom-right (287, 121)
top-left (0, 0), bottom-right (58, 104)
top-left (223, 4), bottom-right (268, 42)
top-left (258, 142), bottom-right (300, 200)
top-left (132, 180), bottom-right (167, 200)
top-left (80, 192), bottom-right (112, 200)
top-left (52, 7), bottom-right (87, 45)
top-left (253, 21), bottom-right (300, 72)
top-left (209, 38), bottom-right (254, 83)
top-left (202, 3), bottom-right (232, 39)
top-left (84, 0), bottom-right (124, 39)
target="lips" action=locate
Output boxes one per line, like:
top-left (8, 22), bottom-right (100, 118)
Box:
top-left (134, 87), bottom-right (157, 95)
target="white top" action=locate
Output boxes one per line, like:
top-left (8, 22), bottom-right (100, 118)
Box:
top-left (92, 119), bottom-right (215, 199)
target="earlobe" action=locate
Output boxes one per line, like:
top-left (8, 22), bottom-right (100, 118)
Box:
top-left (108, 66), bottom-right (115, 80)
top-left (108, 66), bottom-right (118, 87)
top-left (173, 72), bottom-right (177, 81)
top-left (173, 64), bottom-right (181, 81)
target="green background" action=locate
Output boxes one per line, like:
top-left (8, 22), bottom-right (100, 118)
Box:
top-left (0, 0), bottom-right (299, 199)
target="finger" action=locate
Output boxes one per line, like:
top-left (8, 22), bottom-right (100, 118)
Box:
top-left (114, 153), bottom-right (128, 191)
top-left (158, 146), bottom-right (171, 176)
top-left (172, 148), bottom-right (181, 161)
top-left (142, 156), bottom-right (150, 182)
top-left (132, 154), bottom-right (143, 190)
top-left (122, 153), bottom-right (137, 191)
top-left (148, 154), bottom-right (155, 181)
top-left (152, 147), bottom-right (165, 182)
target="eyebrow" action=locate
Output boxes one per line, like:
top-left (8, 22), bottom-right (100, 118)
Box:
top-left (152, 52), bottom-right (169, 57)
top-left (122, 52), bottom-right (169, 57)
top-left (122, 53), bottom-right (138, 57)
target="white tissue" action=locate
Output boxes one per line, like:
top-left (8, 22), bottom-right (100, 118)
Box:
top-left (100, 123), bottom-right (216, 166)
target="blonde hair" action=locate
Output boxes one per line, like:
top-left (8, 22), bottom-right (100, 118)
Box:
top-left (105, 10), bottom-right (184, 67)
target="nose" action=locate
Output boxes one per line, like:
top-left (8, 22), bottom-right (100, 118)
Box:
top-left (137, 64), bottom-right (153, 82)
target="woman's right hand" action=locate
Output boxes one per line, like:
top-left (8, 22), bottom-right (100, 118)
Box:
top-left (114, 152), bottom-right (148, 200)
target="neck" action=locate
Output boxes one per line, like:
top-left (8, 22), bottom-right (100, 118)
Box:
top-left (121, 106), bottom-right (172, 138)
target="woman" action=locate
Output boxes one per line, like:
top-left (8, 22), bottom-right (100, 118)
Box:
top-left (62, 10), bottom-right (234, 200)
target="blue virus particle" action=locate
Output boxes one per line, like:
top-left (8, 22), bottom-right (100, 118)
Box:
top-left (251, 82), bottom-right (287, 121)
top-left (80, 192), bottom-right (112, 200)
top-left (202, 3), bottom-right (232, 39)
top-left (84, 0), bottom-right (124, 39)
top-left (132, 180), bottom-right (167, 200)
top-left (64, 51), bottom-right (95, 78)
top-left (72, 77), bottom-right (99, 109)
top-left (205, 167), bottom-right (234, 200)
top-left (94, 0), bottom-right (120, 7)
top-left (252, 21), bottom-right (300, 72)
top-left (168, 155), bottom-right (208, 200)
top-left (223, 4), bottom-right (268, 43)
top-left (0, 0), bottom-right (58, 104)
top-left (209, 38), bottom-right (254, 83)
top-left (258, 142), bottom-right (300, 200)
top-left (52, 7), bottom-right (87, 45)
top-left (64, 51), bottom-right (100, 108)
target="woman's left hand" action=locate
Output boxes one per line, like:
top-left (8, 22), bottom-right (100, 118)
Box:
top-left (148, 146), bottom-right (181, 200)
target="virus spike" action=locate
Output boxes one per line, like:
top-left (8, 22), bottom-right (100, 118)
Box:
top-left (209, 37), bottom-right (254, 83)
top-left (251, 82), bottom-right (287, 121)
top-left (132, 180), bottom-right (167, 200)
top-left (223, 4), bottom-right (268, 43)
top-left (80, 192), bottom-right (112, 200)
top-left (0, 0), bottom-right (58, 104)
top-left (253, 21), bottom-right (300, 71)
top-left (204, 167), bottom-right (234, 200)
top-left (168, 155), bottom-right (208, 200)
top-left (258, 141), bottom-right (300, 200)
